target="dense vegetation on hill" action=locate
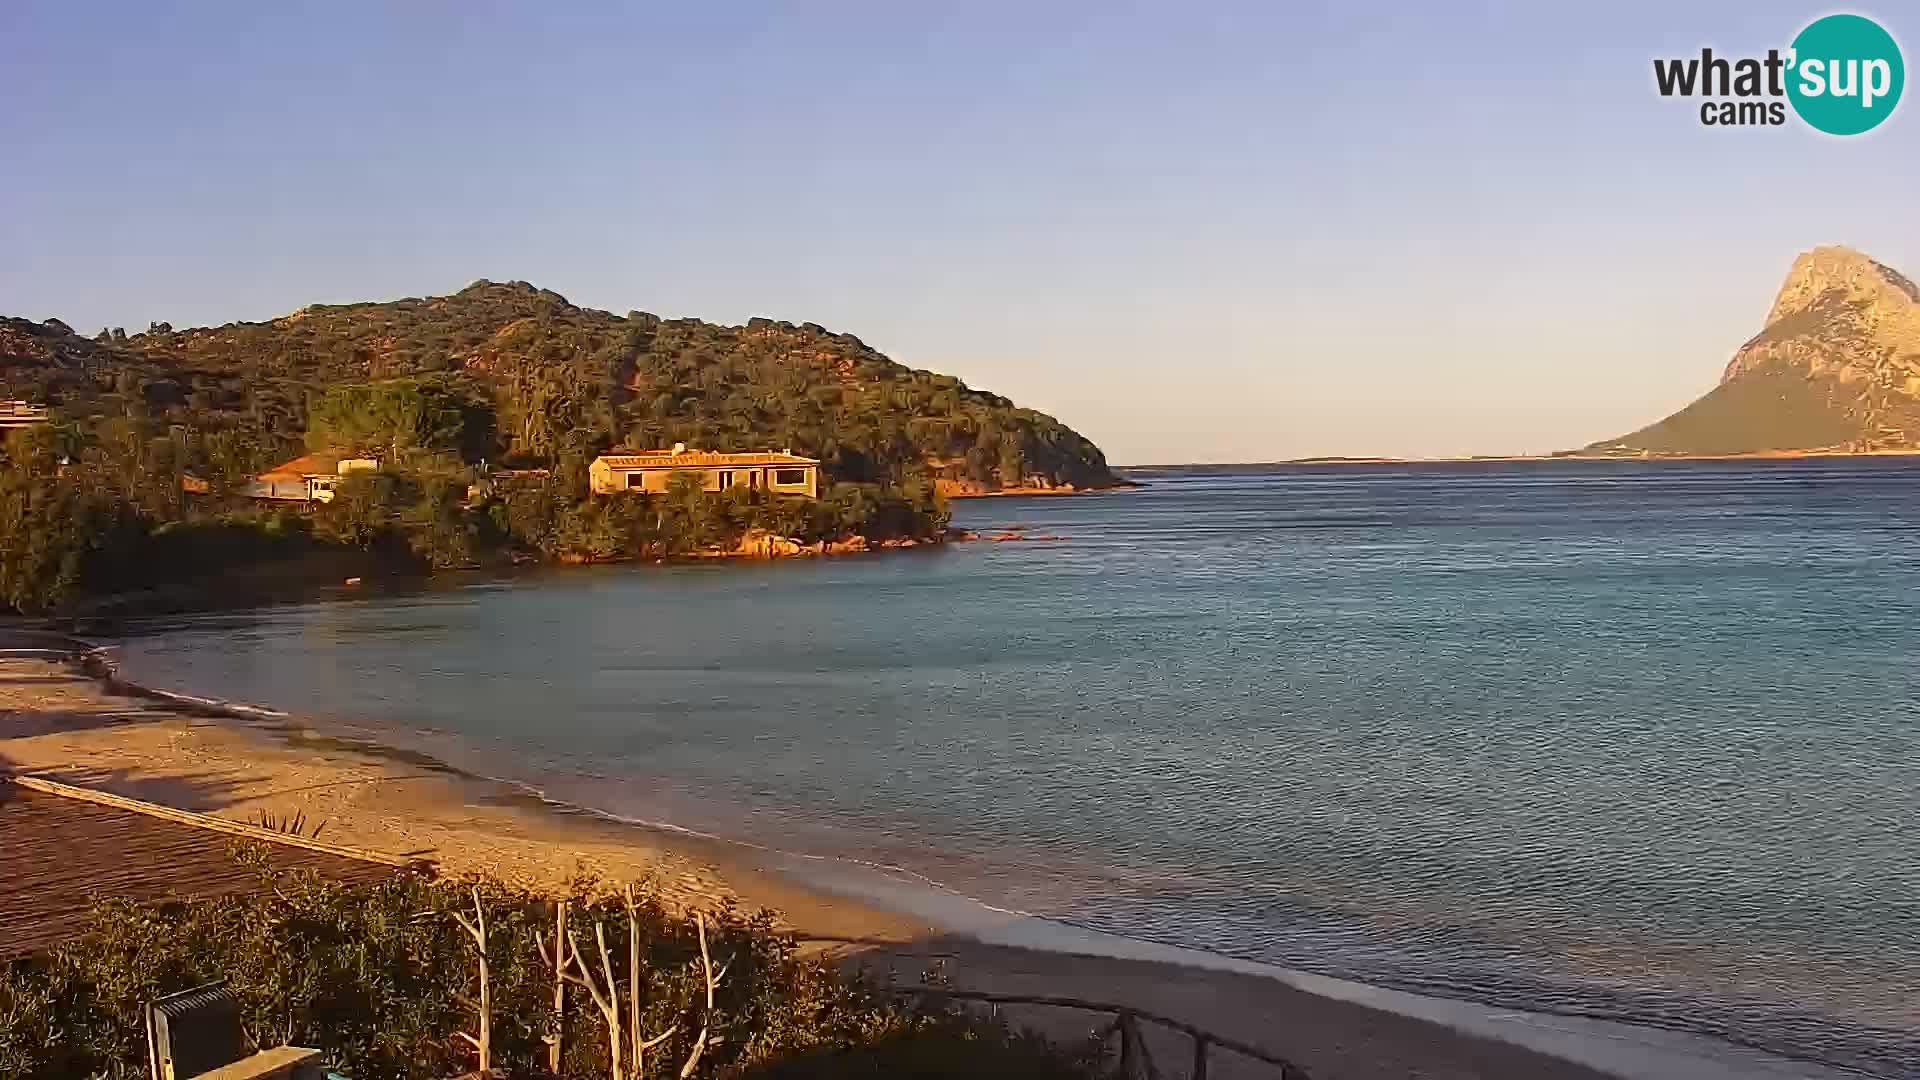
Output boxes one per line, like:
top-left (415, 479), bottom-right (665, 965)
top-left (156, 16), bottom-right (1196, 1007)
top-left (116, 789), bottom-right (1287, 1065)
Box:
top-left (2, 280), bottom-right (1116, 488)
top-left (0, 857), bottom-right (1099, 1080)
top-left (0, 283), bottom-right (1118, 612)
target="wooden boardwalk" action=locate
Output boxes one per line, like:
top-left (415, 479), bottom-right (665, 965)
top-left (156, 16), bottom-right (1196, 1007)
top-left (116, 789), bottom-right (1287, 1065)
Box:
top-left (0, 776), bottom-right (408, 957)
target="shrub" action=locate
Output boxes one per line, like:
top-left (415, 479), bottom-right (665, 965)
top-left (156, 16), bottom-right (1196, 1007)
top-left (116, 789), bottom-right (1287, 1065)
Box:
top-left (0, 851), bottom-right (1100, 1080)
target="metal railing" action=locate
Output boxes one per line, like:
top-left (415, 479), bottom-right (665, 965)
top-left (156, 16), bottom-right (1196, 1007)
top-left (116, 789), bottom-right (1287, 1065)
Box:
top-left (880, 984), bottom-right (1312, 1079)
top-left (802, 934), bottom-right (1311, 1078)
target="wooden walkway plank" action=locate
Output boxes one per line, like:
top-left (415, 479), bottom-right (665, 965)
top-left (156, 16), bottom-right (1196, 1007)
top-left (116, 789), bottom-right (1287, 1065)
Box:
top-left (0, 777), bottom-right (406, 957)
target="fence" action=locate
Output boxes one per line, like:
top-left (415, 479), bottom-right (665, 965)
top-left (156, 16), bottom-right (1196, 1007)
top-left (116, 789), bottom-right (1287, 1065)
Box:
top-left (879, 984), bottom-right (1312, 1080)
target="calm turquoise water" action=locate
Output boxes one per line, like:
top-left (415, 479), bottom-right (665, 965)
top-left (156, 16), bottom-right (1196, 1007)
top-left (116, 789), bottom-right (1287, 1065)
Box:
top-left (120, 461), bottom-right (1920, 1076)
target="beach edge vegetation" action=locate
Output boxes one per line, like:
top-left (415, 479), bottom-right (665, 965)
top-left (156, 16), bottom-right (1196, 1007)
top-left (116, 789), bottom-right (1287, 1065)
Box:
top-left (0, 848), bottom-right (1102, 1080)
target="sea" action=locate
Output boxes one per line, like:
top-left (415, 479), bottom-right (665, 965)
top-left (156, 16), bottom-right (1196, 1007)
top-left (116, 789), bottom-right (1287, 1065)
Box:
top-left (115, 460), bottom-right (1920, 1078)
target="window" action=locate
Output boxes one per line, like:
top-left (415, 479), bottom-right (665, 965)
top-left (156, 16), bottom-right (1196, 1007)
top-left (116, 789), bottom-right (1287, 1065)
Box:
top-left (774, 468), bottom-right (808, 486)
top-left (717, 470), bottom-right (734, 488)
top-left (627, 472), bottom-right (645, 488)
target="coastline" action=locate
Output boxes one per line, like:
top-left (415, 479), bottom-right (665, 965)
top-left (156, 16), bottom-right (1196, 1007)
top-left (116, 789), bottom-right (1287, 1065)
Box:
top-left (1115, 448), bottom-right (1920, 470)
top-left (941, 479), bottom-right (1144, 498)
top-left (0, 651), bottom-right (1853, 1080)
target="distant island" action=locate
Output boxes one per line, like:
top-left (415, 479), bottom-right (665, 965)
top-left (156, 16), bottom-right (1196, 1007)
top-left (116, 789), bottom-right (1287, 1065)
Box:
top-left (1582, 245), bottom-right (1920, 458)
top-left (1133, 246), bottom-right (1920, 469)
top-left (0, 282), bottom-right (1124, 613)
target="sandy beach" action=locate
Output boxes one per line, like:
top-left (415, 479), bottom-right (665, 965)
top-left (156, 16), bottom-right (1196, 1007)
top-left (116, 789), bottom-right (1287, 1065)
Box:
top-left (0, 652), bottom-right (1827, 1080)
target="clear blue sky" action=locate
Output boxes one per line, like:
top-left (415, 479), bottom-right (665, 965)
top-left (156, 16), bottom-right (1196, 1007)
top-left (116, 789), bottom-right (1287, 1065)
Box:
top-left (4, 2), bottom-right (1914, 463)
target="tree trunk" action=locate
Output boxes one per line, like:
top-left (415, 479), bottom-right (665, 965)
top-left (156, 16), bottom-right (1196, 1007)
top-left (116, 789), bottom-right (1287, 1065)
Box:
top-left (550, 899), bottom-right (568, 1075)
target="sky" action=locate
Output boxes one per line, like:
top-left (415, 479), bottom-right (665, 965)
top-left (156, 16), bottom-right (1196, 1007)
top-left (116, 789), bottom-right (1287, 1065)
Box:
top-left (4, 2), bottom-right (1915, 464)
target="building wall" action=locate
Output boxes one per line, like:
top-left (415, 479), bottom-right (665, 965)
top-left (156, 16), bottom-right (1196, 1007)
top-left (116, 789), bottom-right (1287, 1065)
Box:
top-left (766, 465), bottom-right (818, 497)
top-left (588, 459), bottom-right (619, 494)
top-left (591, 462), bottom-right (818, 497)
top-left (240, 478), bottom-right (313, 501)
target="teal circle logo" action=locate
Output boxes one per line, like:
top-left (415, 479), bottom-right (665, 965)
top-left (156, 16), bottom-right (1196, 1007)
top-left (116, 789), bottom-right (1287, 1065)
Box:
top-left (1787, 14), bottom-right (1904, 135)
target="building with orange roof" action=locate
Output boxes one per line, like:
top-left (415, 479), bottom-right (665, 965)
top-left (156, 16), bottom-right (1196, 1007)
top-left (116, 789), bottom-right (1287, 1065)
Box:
top-left (241, 451), bottom-right (380, 502)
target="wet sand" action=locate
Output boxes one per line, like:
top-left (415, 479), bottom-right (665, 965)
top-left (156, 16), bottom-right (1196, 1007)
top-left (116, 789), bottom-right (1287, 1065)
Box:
top-left (0, 653), bottom-right (1830, 1079)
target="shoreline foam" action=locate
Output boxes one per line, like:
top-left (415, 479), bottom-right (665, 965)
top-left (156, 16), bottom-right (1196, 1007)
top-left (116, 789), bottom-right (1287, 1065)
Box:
top-left (2, 649), bottom-right (1865, 1079)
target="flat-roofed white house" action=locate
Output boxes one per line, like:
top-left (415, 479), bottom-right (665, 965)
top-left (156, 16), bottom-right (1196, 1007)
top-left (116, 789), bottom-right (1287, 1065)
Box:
top-left (588, 445), bottom-right (820, 497)
top-left (242, 452), bottom-right (380, 503)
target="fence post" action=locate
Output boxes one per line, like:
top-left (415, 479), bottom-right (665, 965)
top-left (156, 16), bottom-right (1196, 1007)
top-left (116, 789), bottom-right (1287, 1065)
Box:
top-left (1118, 1011), bottom-right (1137, 1078)
top-left (1191, 1032), bottom-right (1209, 1080)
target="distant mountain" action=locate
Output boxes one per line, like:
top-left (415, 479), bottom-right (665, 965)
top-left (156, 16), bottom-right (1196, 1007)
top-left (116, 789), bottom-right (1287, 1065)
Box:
top-left (1588, 246), bottom-right (1920, 456)
top-left (0, 281), bottom-right (1118, 490)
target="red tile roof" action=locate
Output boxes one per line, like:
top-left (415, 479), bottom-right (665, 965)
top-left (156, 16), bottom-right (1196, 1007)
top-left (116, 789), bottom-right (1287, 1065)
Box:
top-left (256, 452), bottom-right (346, 481)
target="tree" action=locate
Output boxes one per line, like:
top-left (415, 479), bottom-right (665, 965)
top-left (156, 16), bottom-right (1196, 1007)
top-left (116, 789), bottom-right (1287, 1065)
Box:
top-left (998, 441), bottom-right (1026, 488)
top-left (307, 378), bottom-right (492, 463)
top-left (319, 472), bottom-right (401, 549)
top-left (411, 477), bottom-right (481, 569)
top-left (0, 860), bottom-right (1103, 1080)
top-left (0, 461), bottom-right (146, 613)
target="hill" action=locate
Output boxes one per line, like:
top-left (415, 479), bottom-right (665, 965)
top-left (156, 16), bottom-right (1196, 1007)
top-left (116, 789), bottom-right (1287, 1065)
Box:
top-left (0, 281), bottom-right (1118, 490)
top-left (1587, 247), bottom-right (1920, 456)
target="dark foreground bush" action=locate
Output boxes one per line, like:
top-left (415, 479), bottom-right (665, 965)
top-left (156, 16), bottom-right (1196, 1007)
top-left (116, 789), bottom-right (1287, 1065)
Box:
top-left (0, 848), bottom-right (1099, 1080)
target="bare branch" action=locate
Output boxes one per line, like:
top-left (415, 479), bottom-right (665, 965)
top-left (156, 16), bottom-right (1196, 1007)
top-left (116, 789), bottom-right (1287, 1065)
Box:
top-left (550, 898), bottom-right (568, 1075)
top-left (627, 884), bottom-right (642, 1079)
top-left (597, 920), bottom-right (626, 1079)
top-left (560, 969), bottom-right (595, 992)
top-left (567, 930), bottom-right (614, 1015)
top-left (568, 923), bottom-right (625, 1080)
top-left (680, 1027), bottom-right (710, 1080)
top-left (454, 887), bottom-right (492, 1075)
top-left (698, 912), bottom-right (714, 1011)
top-left (596, 921), bottom-right (621, 1014)
top-left (680, 911), bottom-right (724, 1079)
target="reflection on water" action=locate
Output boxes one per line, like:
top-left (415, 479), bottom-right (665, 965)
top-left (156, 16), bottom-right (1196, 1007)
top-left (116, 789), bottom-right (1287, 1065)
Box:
top-left (123, 460), bottom-right (1920, 1076)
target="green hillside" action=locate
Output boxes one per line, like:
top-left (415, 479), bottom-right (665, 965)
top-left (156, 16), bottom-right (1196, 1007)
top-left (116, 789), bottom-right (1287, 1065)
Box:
top-left (1592, 364), bottom-right (1877, 455)
top-left (1, 281), bottom-right (1117, 490)
top-left (0, 284), bottom-right (1122, 612)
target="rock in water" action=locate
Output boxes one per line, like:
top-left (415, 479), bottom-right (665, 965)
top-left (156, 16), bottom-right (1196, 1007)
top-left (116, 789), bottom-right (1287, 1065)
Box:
top-left (1589, 246), bottom-right (1920, 455)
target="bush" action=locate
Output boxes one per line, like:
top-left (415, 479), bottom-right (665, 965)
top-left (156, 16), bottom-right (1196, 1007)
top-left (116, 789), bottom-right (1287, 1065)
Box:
top-left (0, 468), bottom-right (147, 613)
top-left (0, 852), bottom-right (1100, 1080)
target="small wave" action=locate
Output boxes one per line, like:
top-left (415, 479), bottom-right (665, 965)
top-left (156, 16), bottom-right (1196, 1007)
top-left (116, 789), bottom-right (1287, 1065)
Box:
top-left (472, 774), bottom-right (1045, 923)
top-left (91, 661), bottom-right (1915, 1079)
top-left (88, 660), bottom-right (1040, 924)
top-left (85, 647), bottom-right (291, 721)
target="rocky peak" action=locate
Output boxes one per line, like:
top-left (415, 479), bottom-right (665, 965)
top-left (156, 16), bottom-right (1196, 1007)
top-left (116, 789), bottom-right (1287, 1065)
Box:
top-left (1590, 246), bottom-right (1920, 456)
top-left (1764, 245), bottom-right (1920, 326)
top-left (1721, 246), bottom-right (1920, 388)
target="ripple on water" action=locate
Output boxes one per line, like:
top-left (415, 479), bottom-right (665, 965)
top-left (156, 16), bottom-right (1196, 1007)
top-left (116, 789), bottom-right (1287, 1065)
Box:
top-left (121, 460), bottom-right (1920, 1077)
